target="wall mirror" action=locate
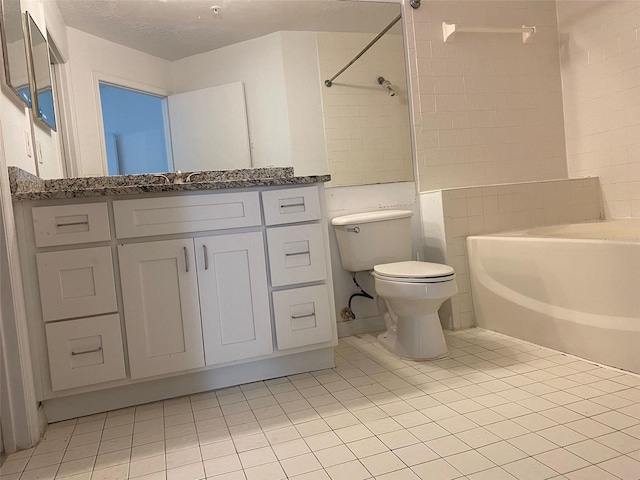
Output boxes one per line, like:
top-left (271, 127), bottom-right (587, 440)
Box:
top-left (26, 13), bottom-right (56, 130)
top-left (53, 0), bottom-right (413, 187)
top-left (0, 0), bottom-right (31, 106)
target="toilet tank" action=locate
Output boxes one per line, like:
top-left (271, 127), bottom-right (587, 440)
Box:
top-left (331, 210), bottom-right (413, 272)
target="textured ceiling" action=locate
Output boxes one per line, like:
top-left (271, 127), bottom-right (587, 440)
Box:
top-left (55, 0), bottom-right (402, 61)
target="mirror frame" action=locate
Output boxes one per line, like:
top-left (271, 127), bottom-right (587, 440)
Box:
top-left (25, 12), bottom-right (56, 130)
top-left (0, 0), bottom-right (32, 107)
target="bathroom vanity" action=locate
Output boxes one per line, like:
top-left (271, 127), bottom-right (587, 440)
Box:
top-left (9, 167), bottom-right (337, 422)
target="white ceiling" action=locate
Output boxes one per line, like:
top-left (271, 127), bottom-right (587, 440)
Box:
top-left (55, 0), bottom-right (402, 61)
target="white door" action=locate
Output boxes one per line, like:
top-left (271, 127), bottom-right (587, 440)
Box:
top-left (118, 239), bottom-right (204, 379)
top-left (196, 232), bottom-right (272, 365)
top-left (168, 81), bottom-right (252, 171)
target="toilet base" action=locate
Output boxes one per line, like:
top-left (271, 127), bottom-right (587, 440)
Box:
top-left (377, 312), bottom-right (449, 361)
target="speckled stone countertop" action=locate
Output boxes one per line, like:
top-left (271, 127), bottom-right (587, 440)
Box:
top-left (8, 166), bottom-right (331, 201)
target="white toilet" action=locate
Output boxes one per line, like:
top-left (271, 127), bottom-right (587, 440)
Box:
top-left (332, 210), bottom-right (457, 360)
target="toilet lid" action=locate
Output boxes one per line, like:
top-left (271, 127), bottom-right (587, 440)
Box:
top-left (373, 261), bottom-right (455, 280)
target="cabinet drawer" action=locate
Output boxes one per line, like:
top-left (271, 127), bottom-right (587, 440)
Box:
top-left (267, 224), bottom-right (327, 287)
top-left (262, 186), bottom-right (321, 226)
top-left (45, 314), bottom-right (126, 391)
top-left (113, 192), bottom-right (261, 238)
top-left (37, 246), bottom-right (118, 322)
top-left (273, 285), bottom-right (333, 350)
top-left (32, 203), bottom-right (110, 247)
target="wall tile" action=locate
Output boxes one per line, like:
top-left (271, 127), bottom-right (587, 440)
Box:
top-left (420, 177), bottom-right (603, 330)
top-left (317, 32), bottom-right (413, 188)
top-left (558, 0), bottom-right (640, 218)
top-left (405, 0), bottom-right (568, 192)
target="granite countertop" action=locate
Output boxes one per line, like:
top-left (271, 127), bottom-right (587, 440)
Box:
top-left (8, 167), bottom-right (331, 201)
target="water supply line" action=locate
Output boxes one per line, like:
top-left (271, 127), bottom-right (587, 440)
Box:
top-left (340, 272), bottom-right (374, 320)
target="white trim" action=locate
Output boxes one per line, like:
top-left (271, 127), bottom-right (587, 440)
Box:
top-left (42, 347), bottom-right (335, 422)
top-left (0, 117), bottom-right (41, 451)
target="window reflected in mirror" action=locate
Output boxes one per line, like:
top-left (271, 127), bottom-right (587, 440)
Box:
top-left (99, 82), bottom-right (171, 175)
top-left (0, 0), bottom-right (31, 106)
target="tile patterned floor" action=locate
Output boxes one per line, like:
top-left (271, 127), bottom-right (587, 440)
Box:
top-left (2, 328), bottom-right (640, 480)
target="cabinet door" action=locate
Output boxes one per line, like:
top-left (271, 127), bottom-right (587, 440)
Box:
top-left (196, 232), bottom-right (272, 365)
top-left (119, 239), bottom-right (204, 379)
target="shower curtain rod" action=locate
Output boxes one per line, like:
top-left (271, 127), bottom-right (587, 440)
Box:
top-left (324, 13), bottom-right (402, 87)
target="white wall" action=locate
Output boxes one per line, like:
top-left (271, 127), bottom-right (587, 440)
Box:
top-left (65, 28), bottom-right (172, 176)
top-left (280, 32), bottom-right (329, 176)
top-left (558, 1), bottom-right (640, 218)
top-left (0, 89), bottom-right (33, 174)
top-left (171, 33), bottom-right (293, 171)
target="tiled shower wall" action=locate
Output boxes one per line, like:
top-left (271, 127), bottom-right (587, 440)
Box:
top-left (317, 32), bottom-right (414, 188)
top-left (558, 1), bottom-right (640, 218)
top-left (420, 177), bottom-right (603, 330)
top-left (402, 0), bottom-right (568, 192)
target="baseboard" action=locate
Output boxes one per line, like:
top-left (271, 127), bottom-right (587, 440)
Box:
top-left (43, 348), bottom-right (335, 423)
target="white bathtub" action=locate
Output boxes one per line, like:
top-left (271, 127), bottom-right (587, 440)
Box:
top-left (467, 219), bottom-right (640, 374)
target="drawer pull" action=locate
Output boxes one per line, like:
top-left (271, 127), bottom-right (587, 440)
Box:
top-left (291, 312), bottom-right (315, 319)
top-left (56, 221), bottom-right (90, 227)
top-left (280, 203), bottom-right (305, 209)
top-left (184, 246), bottom-right (190, 273)
top-left (203, 245), bottom-right (209, 270)
top-left (71, 346), bottom-right (102, 356)
top-left (285, 251), bottom-right (310, 257)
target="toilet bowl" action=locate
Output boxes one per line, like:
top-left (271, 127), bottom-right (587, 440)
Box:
top-left (331, 210), bottom-right (457, 361)
top-left (373, 261), bottom-right (457, 360)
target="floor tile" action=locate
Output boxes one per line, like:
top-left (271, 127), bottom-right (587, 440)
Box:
top-left (444, 449), bottom-right (496, 475)
top-left (598, 455), bottom-right (640, 479)
top-left (359, 451), bottom-right (405, 476)
top-left (393, 443), bottom-right (439, 467)
top-left (533, 448), bottom-right (589, 474)
top-left (26, 329), bottom-right (640, 480)
top-left (270, 438), bottom-right (311, 460)
top-left (279, 453), bottom-right (322, 477)
top-left (324, 459), bottom-right (371, 480)
top-left (411, 458), bottom-right (461, 480)
top-left (502, 457), bottom-right (558, 480)
top-left (314, 444), bottom-right (357, 468)
top-left (564, 439), bottom-right (619, 463)
top-left (477, 441), bottom-right (528, 465)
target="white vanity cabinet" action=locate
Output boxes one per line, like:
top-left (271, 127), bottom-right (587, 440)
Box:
top-left (15, 183), bottom-right (337, 422)
top-left (262, 187), bottom-right (334, 352)
top-left (119, 232), bottom-right (272, 378)
top-left (25, 202), bottom-right (128, 393)
top-left (196, 232), bottom-right (272, 365)
top-left (118, 239), bottom-right (205, 379)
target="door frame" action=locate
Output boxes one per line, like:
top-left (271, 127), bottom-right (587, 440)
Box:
top-left (0, 118), bottom-right (41, 452)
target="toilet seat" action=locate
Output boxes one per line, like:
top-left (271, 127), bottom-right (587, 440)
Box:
top-left (373, 261), bottom-right (455, 283)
